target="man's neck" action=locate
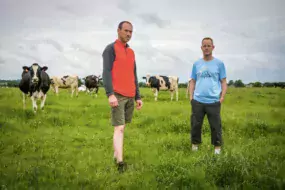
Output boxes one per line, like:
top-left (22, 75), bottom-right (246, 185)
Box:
top-left (203, 55), bottom-right (214, 61)
top-left (118, 38), bottom-right (127, 46)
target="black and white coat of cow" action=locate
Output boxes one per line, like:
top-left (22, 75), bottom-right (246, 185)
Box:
top-left (83, 75), bottom-right (102, 97)
top-left (19, 63), bottom-right (50, 113)
top-left (142, 74), bottom-right (179, 101)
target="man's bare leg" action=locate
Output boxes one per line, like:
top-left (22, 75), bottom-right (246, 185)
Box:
top-left (113, 131), bottom-right (117, 161)
top-left (113, 125), bottom-right (125, 163)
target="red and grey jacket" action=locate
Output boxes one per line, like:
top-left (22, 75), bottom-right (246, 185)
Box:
top-left (102, 39), bottom-right (141, 100)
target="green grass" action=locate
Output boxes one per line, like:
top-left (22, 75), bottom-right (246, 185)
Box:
top-left (0, 87), bottom-right (285, 189)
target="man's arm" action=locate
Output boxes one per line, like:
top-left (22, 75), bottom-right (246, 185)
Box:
top-left (134, 61), bottom-right (141, 100)
top-left (220, 78), bottom-right (227, 99)
top-left (189, 63), bottom-right (197, 100)
top-left (102, 44), bottom-right (115, 97)
top-left (189, 79), bottom-right (196, 100)
top-left (219, 62), bottom-right (227, 100)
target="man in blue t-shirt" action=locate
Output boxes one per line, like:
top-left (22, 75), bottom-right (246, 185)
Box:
top-left (189, 37), bottom-right (228, 155)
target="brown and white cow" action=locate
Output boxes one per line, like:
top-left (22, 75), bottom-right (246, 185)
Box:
top-left (142, 74), bottom-right (179, 101)
top-left (50, 75), bottom-right (79, 97)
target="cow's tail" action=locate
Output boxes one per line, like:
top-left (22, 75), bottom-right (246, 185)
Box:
top-left (177, 77), bottom-right (179, 84)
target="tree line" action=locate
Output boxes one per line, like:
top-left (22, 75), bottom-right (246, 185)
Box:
top-left (0, 79), bottom-right (284, 89)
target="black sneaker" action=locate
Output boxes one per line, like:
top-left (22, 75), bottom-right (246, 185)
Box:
top-left (117, 161), bottom-right (126, 173)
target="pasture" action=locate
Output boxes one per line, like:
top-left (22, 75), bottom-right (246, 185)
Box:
top-left (0, 87), bottom-right (285, 189)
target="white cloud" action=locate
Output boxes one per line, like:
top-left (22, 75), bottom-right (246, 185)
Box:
top-left (0, 0), bottom-right (284, 83)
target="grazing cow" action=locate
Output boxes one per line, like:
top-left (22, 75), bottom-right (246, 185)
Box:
top-left (78, 85), bottom-right (87, 92)
top-left (19, 63), bottom-right (50, 113)
top-left (142, 74), bottom-right (179, 101)
top-left (273, 82), bottom-right (285, 89)
top-left (50, 75), bottom-right (79, 97)
top-left (83, 75), bottom-right (102, 97)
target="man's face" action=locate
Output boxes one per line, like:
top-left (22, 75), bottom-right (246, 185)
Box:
top-left (118, 22), bottom-right (133, 43)
top-left (201, 39), bottom-right (215, 56)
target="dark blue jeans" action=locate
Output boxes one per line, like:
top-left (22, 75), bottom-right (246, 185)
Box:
top-left (190, 99), bottom-right (223, 146)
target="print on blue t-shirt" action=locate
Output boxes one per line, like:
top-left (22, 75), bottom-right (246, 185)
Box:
top-left (190, 58), bottom-right (226, 104)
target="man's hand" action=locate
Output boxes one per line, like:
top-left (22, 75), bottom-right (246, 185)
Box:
top-left (136, 99), bottom-right (143, 110)
top-left (108, 94), bottom-right (118, 107)
top-left (219, 96), bottom-right (224, 103)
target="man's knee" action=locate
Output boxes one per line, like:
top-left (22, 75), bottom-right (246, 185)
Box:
top-left (114, 125), bottom-right (125, 133)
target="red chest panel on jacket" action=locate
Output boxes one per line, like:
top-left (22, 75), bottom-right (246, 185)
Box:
top-left (111, 40), bottom-right (136, 97)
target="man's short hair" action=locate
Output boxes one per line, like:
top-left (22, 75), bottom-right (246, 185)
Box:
top-left (118, 21), bottom-right (133, 29)
top-left (202, 37), bottom-right (214, 44)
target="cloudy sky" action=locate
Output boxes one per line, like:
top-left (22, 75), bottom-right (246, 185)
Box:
top-left (0, 0), bottom-right (284, 83)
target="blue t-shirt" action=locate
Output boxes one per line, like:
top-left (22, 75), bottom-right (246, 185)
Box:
top-left (190, 57), bottom-right (226, 104)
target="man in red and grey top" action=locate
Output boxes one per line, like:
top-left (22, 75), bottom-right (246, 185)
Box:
top-left (102, 21), bottom-right (143, 173)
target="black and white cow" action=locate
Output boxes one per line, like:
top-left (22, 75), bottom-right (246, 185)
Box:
top-left (83, 75), bottom-right (102, 97)
top-left (19, 63), bottom-right (51, 113)
top-left (142, 74), bottom-right (179, 101)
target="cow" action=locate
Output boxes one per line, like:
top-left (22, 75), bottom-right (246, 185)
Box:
top-left (19, 63), bottom-right (50, 113)
top-left (83, 75), bottom-right (102, 97)
top-left (78, 85), bottom-right (87, 92)
top-left (50, 75), bottom-right (79, 97)
top-left (273, 82), bottom-right (285, 89)
top-left (142, 74), bottom-right (179, 101)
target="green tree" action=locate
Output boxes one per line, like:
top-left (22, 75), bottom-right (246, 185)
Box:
top-left (253, 82), bottom-right (262, 87)
top-left (78, 78), bottom-right (83, 87)
top-left (228, 80), bottom-right (234, 86)
top-left (234, 79), bottom-right (245, 87)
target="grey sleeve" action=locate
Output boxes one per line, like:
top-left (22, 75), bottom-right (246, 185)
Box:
top-left (134, 61), bottom-right (141, 100)
top-left (102, 44), bottom-right (115, 97)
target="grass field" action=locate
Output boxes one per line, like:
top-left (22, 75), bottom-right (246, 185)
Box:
top-left (0, 87), bottom-right (285, 189)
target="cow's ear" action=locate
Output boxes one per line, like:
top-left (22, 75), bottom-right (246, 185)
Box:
top-left (42, 66), bottom-right (48, 71)
top-left (22, 66), bottom-right (29, 71)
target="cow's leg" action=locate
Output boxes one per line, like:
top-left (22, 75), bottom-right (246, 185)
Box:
top-left (95, 87), bottom-right (99, 98)
top-left (22, 93), bottom-right (26, 109)
top-left (55, 86), bottom-right (59, 96)
top-left (170, 90), bottom-right (173, 101)
top-left (40, 92), bottom-right (47, 110)
top-left (75, 86), bottom-right (78, 97)
top-left (170, 90), bottom-right (174, 101)
top-left (154, 89), bottom-right (158, 101)
top-left (176, 88), bottom-right (179, 101)
top-left (71, 87), bottom-right (74, 97)
top-left (31, 93), bottom-right (37, 113)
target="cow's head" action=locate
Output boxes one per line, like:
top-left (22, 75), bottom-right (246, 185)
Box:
top-left (22, 63), bottom-right (48, 85)
top-left (97, 75), bottom-right (103, 81)
top-left (86, 75), bottom-right (102, 83)
top-left (142, 74), bottom-right (152, 86)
